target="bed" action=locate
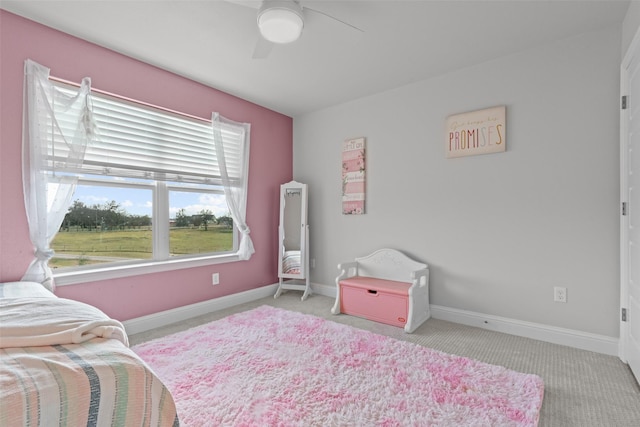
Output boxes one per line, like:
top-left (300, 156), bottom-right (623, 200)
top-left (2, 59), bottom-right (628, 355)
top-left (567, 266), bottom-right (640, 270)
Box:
top-left (281, 250), bottom-right (301, 275)
top-left (0, 281), bottom-right (179, 426)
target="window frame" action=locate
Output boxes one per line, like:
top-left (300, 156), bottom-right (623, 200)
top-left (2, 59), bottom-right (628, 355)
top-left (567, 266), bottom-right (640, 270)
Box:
top-left (53, 176), bottom-right (240, 287)
top-left (54, 250), bottom-right (241, 286)
top-left (46, 81), bottom-right (247, 286)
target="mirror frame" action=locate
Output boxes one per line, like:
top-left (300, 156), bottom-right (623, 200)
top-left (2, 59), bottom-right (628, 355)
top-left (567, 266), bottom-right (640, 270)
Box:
top-left (278, 181), bottom-right (308, 279)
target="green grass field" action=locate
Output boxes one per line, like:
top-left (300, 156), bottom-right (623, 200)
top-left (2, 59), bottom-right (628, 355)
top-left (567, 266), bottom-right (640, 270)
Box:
top-left (50, 226), bottom-right (233, 268)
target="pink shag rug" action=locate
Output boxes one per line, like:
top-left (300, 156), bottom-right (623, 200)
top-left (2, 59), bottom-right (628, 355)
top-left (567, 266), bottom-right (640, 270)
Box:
top-left (133, 306), bottom-right (544, 426)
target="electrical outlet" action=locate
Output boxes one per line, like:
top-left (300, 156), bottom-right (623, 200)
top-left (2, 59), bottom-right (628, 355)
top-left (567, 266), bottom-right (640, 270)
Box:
top-left (554, 286), bottom-right (567, 303)
top-left (212, 273), bottom-right (220, 285)
top-left (311, 258), bottom-right (316, 269)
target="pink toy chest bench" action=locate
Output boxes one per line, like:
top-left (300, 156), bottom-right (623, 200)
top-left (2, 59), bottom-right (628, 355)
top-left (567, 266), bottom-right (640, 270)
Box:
top-left (331, 248), bottom-right (430, 333)
top-left (339, 277), bottom-right (411, 328)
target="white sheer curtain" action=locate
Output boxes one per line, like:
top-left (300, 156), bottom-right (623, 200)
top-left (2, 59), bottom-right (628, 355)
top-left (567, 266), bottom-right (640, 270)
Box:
top-left (211, 113), bottom-right (254, 260)
top-left (21, 59), bottom-right (95, 291)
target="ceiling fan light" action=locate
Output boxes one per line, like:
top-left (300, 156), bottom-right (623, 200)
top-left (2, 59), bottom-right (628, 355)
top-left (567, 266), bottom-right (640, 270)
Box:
top-left (258, 6), bottom-right (304, 44)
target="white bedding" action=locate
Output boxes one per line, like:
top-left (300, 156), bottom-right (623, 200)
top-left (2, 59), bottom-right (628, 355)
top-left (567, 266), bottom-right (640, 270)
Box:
top-left (0, 296), bottom-right (128, 348)
top-left (0, 280), bottom-right (53, 298)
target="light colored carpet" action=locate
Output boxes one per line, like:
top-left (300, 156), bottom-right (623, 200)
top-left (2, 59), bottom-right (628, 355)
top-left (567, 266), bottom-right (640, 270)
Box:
top-left (130, 292), bottom-right (640, 427)
top-left (133, 306), bottom-right (544, 426)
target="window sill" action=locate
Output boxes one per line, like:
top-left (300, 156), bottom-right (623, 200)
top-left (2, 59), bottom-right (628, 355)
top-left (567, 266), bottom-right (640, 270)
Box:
top-left (53, 253), bottom-right (241, 286)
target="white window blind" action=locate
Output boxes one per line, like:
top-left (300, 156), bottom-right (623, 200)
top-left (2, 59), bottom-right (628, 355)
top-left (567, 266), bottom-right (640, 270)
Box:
top-left (50, 82), bottom-right (247, 187)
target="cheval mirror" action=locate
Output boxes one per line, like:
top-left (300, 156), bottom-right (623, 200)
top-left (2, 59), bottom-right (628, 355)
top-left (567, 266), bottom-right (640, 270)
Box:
top-left (274, 180), bottom-right (310, 300)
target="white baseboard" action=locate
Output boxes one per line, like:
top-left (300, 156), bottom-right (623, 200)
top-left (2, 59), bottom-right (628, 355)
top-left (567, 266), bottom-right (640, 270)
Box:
top-left (123, 283), bottom-right (278, 335)
top-left (311, 282), bottom-right (336, 298)
top-left (124, 281), bottom-right (618, 356)
top-left (430, 305), bottom-right (619, 356)
top-left (310, 281), bottom-right (618, 356)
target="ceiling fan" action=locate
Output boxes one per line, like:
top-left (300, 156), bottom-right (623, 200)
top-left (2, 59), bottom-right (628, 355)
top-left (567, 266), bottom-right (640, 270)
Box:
top-left (225, 0), bottom-right (363, 59)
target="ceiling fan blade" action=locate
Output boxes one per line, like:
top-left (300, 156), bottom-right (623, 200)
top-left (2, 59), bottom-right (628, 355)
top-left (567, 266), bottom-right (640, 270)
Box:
top-left (224, 0), bottom-right (262, 9)
top-left (252, 36), bottom-right (275, 59)
top-left (303, 6), bottom-right (364, 33)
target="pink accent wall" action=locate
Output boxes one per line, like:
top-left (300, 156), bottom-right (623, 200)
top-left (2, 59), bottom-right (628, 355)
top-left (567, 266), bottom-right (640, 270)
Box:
top-left (0, 11), bottom-right (293, 320)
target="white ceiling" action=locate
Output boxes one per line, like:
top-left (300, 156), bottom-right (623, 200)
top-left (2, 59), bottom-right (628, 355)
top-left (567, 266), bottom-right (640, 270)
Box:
top-left (1, 0), bottom-right (630, 117)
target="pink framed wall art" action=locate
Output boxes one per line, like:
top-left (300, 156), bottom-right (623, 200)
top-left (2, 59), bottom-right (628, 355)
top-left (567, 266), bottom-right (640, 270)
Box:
top-left (342, 137), bottom-right (366, 215)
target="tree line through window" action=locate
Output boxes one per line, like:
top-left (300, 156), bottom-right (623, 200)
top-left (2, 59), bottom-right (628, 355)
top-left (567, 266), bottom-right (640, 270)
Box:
top-left (51, 191), bottom-right (235, 269)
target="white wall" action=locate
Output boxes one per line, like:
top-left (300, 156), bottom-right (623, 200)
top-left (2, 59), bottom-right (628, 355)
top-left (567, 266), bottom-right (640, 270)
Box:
top-left (294, 26), bottom-right (621, 338)
top-left (622, 0), bottom-right (640, 54)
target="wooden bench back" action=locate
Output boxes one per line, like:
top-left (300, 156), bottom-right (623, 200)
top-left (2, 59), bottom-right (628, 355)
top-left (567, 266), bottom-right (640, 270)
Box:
top-left (355, 248), bottom-right (427, 283)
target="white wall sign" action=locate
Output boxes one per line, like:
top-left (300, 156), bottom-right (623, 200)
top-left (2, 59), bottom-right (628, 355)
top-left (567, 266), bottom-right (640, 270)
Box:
top-left (445, 106), bottom-right (506, 158)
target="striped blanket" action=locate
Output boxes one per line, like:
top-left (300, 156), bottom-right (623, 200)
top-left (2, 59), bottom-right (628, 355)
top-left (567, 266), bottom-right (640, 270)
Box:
top-left (0, 282), bottom-right (179, 426)
top-left (282, 250), bottom-right (301, 275)
top-left (1, 339), bottom-right (178, 426)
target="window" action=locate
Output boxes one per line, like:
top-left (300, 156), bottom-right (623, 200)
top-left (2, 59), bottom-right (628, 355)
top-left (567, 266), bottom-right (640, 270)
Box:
top-left (46, 81), bottom-right (249, 282)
